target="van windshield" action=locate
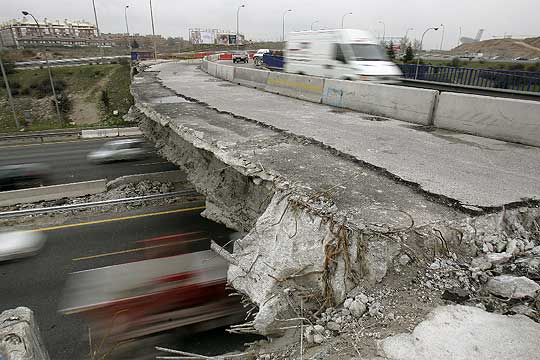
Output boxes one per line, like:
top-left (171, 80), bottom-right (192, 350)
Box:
top-left (349, 44), bottom-right (388, 61)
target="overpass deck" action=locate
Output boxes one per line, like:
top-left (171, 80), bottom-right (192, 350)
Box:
top-left (148, 62), bottom-right (539, 209)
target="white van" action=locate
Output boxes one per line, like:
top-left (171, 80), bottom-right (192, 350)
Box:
top-left (285, 29), bottom-right (402, 83)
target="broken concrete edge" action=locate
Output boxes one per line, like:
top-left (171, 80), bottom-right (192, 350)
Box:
top-left (0, 307), bottom-right (50, 360)
top-left (377, 305), bottom-right (540, 360)
top-left (106, 170), bottom-right (187, 190)
top-left (148, 69), bottom-right (540, 215)
top-left (134, 100), bottom-right (540, 338)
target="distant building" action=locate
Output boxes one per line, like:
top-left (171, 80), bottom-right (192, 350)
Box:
top-left (460, 29), bottom-right (485, 45)
top-left (0, 17), bottom-right (111, 48)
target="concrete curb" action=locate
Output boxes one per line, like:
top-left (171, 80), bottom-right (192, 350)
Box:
top-left (0, 179), bottom-right (107, 207)
top-left (106, 170), bottom-right (186, 190)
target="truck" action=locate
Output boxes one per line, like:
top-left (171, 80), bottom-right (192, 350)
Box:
top-left (60, 246), bottom-right (246, 357)
top-left (284, 29), bottom-right (402, 83)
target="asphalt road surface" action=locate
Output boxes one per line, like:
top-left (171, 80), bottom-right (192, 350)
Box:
top-left (0, 138), bottom-right (179, 186)
top-left (0, 204), bottom-right (256, 359)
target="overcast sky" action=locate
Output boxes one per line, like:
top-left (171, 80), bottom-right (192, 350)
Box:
top-left (2, 0), bottom-right (539, 49)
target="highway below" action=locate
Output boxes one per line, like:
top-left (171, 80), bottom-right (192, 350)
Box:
top-left (0, 204), bottom-right (254, 359)
top-left (0, 138), bottom-right (179, 186)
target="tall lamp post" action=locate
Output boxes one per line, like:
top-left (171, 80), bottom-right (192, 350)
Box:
top-left (90, 0), bottom-right (104, 62)
top-left (415, 26), bottom-right (439, 79)
top-left (310, 20), bottom-right (319, 31)
top-left (124, 5), bottom-right (131, 51)
top-left (149, 0), bottom-right (157, 59)
top-left (439, 23), bottom-right (445, 50)
top-left (341, 12), bottom-right (352, 29)
top-left (22, 11), bottom-right (62, 124)
top-left (236, 4), bottom-right (245, 50)
top-left (404, 27), bottom-right (414, 41)
top-left (378, 20), bottom-right (386, 43)
top-left (282, 9), bottom-right (292, 42)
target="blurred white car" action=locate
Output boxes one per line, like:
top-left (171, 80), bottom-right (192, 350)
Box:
top-left (0, 231), bottom-right (46, 262)
top-left (87, 139), bottom-right (149, 164)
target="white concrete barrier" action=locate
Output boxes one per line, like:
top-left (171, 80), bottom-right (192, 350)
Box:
top-left (434, 93), bottom-right (540, 147)
top-left (322, 79), bottom-right (438, 125)
top-left (233, 67), bottom-right (269, 89)
top-left (201, 59), bottom-right (209, 71)
top-left (81, 127), bottom-right (141, 138)
top-left (215, 64), bottom-right (235, 82)
top-left (118, 127), bottom-right (143, 137)
top-left (0, 180), bottom-right (107, 206)
top-left (207, 61), bottom-right (218, 77)
top-left (265, 72), bottom-right (325, 103)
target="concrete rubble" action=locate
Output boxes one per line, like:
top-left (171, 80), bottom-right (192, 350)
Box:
top-left (0, 307), bottom-right (49, 360)
top-left (131, 62), bottom-right (540, 358)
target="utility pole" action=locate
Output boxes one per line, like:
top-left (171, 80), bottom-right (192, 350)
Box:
top-left (378, 20), bottom-right (386, 43)
top-left (311, 21), bottom-right (319, 31)
top-left (91, 0), bottom-right (104, 62)
top-left (22, 11), bottom-right (62, 124)
top-left (149, 0), bottom-right (157, 59)
top-left (0, 54), bottom-right (20, 129)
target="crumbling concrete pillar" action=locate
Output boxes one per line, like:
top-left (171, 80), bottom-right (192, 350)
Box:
top-left (0, 307), bottom-right (49, 360)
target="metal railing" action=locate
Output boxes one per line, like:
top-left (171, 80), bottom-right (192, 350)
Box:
top-left (399, 64), bottom-right (540, 93)
top-left (0, 190), bottom-right (199, 218)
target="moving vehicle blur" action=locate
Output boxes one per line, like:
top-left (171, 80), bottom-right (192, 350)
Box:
top-left (232, 50), bottom-right (249, 64)
top-left (0, 163), bottom-right (50, 191)
top-left (0, 231), bottom-right (47, 262)
top-left (285, 29), bottom-right (402, 83)
top-left (87, 138), bottom-right (149, 164)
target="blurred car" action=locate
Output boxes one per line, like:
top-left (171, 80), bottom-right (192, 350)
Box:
top-left (0, 231), bottom-right (46, 262)
top-left (87, 138), bottom-right (149, 164)
top-left (530, 57), bottom-right (539, 62)
top-left (0, 163), bottom-right (50, 191)
top-left (253, 49), bottom-right (270, 66)
top-left (513, 57), bottom-right (528, 61)
top-left (232, 51), bottom-right (249, 64)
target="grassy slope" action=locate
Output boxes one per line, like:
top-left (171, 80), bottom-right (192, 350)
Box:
top-left (0, 64), bottom-right (132, 132)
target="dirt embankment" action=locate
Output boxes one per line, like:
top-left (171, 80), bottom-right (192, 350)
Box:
top-left (453, 37), bottom-right (540, 58)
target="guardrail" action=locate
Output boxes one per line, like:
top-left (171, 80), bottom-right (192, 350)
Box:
top-left (0, 127), bottom-right (142, 144)
top-left (399, 64), bottom-right (540, 93)
top-left (0, 189), bottom-right (199, 218)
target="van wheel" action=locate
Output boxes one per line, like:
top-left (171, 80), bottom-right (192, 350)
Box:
top-left (298, 72), bottom-right (305, 76)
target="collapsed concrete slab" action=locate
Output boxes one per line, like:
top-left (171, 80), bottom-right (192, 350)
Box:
top-left (378, 305), bottom-right (540, 360)
top-left (131, 64), bottom-right (539, 336)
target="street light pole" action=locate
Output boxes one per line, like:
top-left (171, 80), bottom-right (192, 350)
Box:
top-left (282, 9), bottom-right (292, 42)
top-left (124, 5), bottom-right (131, 52)
top-left (415, 26), bottom-right (439, 79)
top-left (0, 55), bottom-right (20, 129)
top-left (22, 11), bottom-right (62, 124)
top-left (439, 23), bottom-right (445, 50)
top-left (310, 21), bottom-right (319, 31)
top-left (404, 27), bottom-right (414, 41)
top-left (341, 12), bottom-right (352, 29)
top-left (90, 0), bottom-right (104, 62)
top-left (378, 20), bottom-right (386, 43)
top-left (236, 4), bottom-right (245, 50)
top-left (149, 0), bottom-right (157, 59)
